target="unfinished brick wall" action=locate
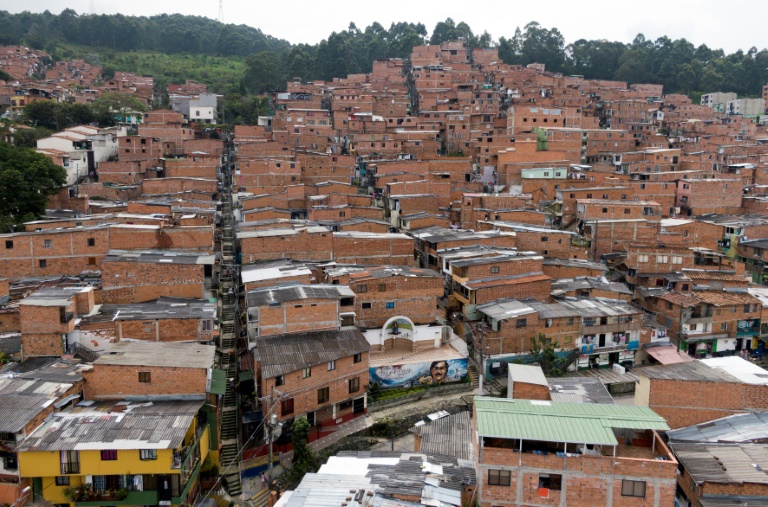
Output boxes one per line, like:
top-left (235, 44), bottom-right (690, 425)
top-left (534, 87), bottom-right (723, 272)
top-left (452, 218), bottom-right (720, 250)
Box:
top-left (333, 234), bottom-right (415, 266)
top-left (117, 318), bottom-right (203, 342)
top-left (0, 228), bottom-right (109, 278)
top-left (256, 299), bottom-right (341, 337)
top-left (647, 378), bottom-right (768, 429)
top-left (240, 230), bottom-right (334, 263)
top-left (109, 225), bottom-right (214, 252)
top-left (100, 261), bottom-right (204, 303)
top-left (83, 364), bottom-right (208, 399)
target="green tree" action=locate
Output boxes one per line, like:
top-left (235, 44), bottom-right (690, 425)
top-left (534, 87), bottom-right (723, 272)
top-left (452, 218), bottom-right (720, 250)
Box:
top-left (529, 333), bottom-right (569, 377)
top-left (23, 100), bottom-right (60, 130)
top-left (521, 22), bottom-right (566, 72)
top-left (91, 92), bottom-right (147, 126)
top-left (0, 142), bottom-right (66, 231)
top-left (288, 417), bottom-right (317, 485)
top-left (244, 51), bottom-right (284, 93)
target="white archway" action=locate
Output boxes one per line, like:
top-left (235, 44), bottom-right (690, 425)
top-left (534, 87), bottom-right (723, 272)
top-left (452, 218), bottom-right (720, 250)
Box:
top-left (378, 315), bottom-right (416, 349)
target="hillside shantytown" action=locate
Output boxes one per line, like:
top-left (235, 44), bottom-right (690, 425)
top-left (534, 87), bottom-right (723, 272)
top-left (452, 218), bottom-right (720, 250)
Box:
top-left (3, 31), bottom-right (768, 507)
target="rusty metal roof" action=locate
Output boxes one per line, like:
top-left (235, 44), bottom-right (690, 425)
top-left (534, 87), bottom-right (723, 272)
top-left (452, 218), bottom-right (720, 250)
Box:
top-left (255, 329), bottom-right (369, 379)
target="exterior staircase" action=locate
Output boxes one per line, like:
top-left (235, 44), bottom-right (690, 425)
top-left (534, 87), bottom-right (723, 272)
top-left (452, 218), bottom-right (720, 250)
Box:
top-left (216, 136), bottom-right (243, 498)
top-left (467, 364), bottom-right (479, 389)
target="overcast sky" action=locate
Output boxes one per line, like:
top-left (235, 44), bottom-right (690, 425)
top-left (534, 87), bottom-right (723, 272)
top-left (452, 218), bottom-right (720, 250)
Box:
top-left (5, 0), bottom-right (765, 54)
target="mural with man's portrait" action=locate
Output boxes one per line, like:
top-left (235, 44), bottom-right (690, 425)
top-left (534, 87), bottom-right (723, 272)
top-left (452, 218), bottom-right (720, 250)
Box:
top-left (369, 358), bottom-right (468, 388)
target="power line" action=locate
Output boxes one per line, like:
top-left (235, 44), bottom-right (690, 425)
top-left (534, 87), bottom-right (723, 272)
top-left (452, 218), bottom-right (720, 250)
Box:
top-left (199, 417), bottom-right (267, 503)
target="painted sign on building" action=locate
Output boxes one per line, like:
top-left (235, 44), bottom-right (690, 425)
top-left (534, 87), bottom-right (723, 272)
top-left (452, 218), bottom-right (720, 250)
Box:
top-left (369, 358), bottom-right (468, 388)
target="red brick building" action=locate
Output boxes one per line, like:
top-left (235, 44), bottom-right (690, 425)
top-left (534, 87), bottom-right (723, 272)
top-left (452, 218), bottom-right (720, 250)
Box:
top-left (255, 329), bottom-right (369, 431)
top-left (474, 397), bottom-right (676, 507)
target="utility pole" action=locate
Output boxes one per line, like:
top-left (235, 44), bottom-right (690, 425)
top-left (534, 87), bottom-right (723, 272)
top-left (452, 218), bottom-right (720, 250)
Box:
top-left (478, 322), bottom-right (487, 395)
top-left (267, 386), bottom-right (275, 485)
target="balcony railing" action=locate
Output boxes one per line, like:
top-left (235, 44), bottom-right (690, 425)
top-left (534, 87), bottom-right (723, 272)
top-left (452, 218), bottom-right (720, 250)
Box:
top-left (172, 438), bottom-right (201, 488)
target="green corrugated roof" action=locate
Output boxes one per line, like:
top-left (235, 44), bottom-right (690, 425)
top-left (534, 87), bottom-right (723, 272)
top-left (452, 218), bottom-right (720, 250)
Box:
top-left (474, 397), bottom-right (669, 446)
top-left (208, 368), bottom-right (227, 395)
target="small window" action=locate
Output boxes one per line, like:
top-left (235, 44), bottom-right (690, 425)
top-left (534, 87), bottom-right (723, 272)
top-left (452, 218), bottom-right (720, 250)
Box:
top-left (491, 266), bottom-right (500, 274)
top-left (139, 449), bottom-right (157, 461)
top-left (56, 476), bottom-right (70, 486)
top-left (354, 353), bottom-right (362, 363)
top-left (362, 302), bottom-right (372, 309)
top-left (302, 367), bottom-right (311, 379)
top-left (378, 283), bottom-right (387, 292)
top-left (541, 236), bottom-right (549, 242)
top-left (317, 387), bottom-right (330, 404)
top-left (101, 450), bottom-right (117, 461)
top-left (385, 301), bottom-right (395, 309)
top-left (516, 318), bottom-right (527, 329)
top-left (621, 480), bottom-right (646, 498)
top-left (281, 397), bottom-right (294, 415)
top-left (138, 371), bottom-right (151, 383)
top-left (539, 474), bottom-right (562, 491)
top-left (357, 284), bottom-right (368, 293)
top-left (328, 360), bottom-right (336, 371)
top-left (566, 317), bottom-right (574, 326)
top-left (488, 469), bottom-right (511, 486)
top-left (39, 259), bottom-right (47, 268)
top-left (349, 377), bottom-right (360, 393)
top-left (721, 323), bottom-right (728, 331)
top-left (4, 240), bottom-right (12, 249)
top-left (87, 238), bottom-right (95, 247)
top-left (43, 239), bottom-right (52, 248)
top-left (275, 375), bottom-right (285, 386)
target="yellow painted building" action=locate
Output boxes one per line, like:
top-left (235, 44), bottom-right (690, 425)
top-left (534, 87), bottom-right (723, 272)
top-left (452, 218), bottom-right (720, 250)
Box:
top-left (17, 399), bottom-right (211, 507)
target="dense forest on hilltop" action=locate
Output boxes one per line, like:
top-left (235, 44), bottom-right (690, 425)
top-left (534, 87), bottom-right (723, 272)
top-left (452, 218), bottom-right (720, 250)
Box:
top-left (2, 10), bottom-right (768, 99)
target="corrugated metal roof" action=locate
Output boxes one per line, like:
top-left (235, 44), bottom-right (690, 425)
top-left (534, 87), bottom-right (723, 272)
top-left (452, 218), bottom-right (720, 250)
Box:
top-left (80, 297), bottom-right (215, 325)
top-left (17, 399), bottom-right (203, 451)
top-left (668, 412), bottom-right (768, 444)
top-left (93, 341), bottom-right (215, 369)
top-left (670, 442), bottom-right (768, 485)
top-left (246, 284), bottom-right (355, 307)
top-left (636, 360), bottom-right (751, 383)
top-left (508, 364), bottom-right (548, 387)
top-left (208, 368), bottom-right (227, 395)
top-left (645, 345), bottom-right (695, 365)
top-left (547, 377), bottom-right (615, 405)
top-left (255, 329), bottom-right (370, 379)
top-left (414, 412), bottom-right (473, 461)
top-left (102, 250), bottom-right (215, 265)
top-left (474, 397), bottom-right (668, 445)
top-left (523, 297), bottom-right (640, 320)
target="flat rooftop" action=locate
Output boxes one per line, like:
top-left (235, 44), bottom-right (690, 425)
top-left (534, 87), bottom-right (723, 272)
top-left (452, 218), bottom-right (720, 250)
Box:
top-left (92, 341), bottom-right (216, 369)
top-left (17, 399), bottom-right (203, 452)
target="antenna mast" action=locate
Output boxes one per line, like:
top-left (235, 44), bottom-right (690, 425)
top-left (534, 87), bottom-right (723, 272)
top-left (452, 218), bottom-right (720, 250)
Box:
top-left (218, 0), bottom-right (224, 23)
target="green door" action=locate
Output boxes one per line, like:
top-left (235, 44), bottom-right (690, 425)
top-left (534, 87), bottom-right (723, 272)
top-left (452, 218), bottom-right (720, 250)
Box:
top-left (32, 477), bottom-right (43, 500)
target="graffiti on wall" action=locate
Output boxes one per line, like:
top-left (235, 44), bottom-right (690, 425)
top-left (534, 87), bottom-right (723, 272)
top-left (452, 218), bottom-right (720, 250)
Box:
top-left (369, 358), bottom-right (468, 388)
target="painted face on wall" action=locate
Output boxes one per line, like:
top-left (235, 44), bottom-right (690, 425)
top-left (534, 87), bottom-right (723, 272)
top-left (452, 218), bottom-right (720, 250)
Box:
top-left (430, 360), bottom-right (448, 383)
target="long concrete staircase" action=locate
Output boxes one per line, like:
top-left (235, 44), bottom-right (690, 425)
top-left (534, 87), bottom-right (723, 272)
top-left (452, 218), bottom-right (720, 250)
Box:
top-left (218, 138), bottom-right (243, 497)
